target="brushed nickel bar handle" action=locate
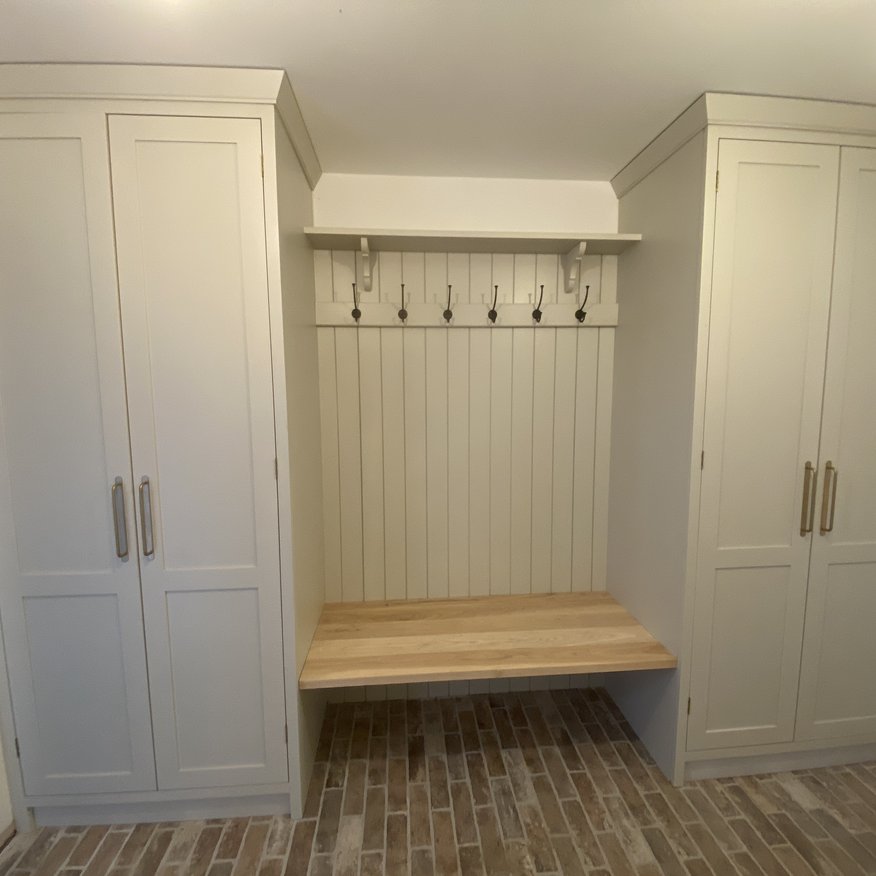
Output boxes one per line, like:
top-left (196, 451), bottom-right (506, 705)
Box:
top-left (820, 461), bottom-right (838, 535)
top-left (138, 477), bottom-right (155, 558)
top-left (111, 477), bottom-right (128, 559)
top-left (800, 461), bottom-right (816, 536)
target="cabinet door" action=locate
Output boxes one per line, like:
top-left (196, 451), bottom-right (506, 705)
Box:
top-left (108, 115), bottom-right (287, 789)
top-left (688, 140), bottom-right (839, 750)
top-left (796, 148), bottom-right (876, 741)
top-left (0, 115), bottom-right (156, 794)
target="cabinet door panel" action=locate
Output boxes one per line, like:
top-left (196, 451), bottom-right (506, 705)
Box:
top-left (0, 115), bottom-right (156, 794)
top-left (108, 115), bottom-right (287, 789)
top-left (688, 140), bottom-right (839, 750)
top-left (797, 147), bottom-right (876, 740)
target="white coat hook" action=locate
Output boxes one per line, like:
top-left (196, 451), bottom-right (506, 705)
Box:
top-left (562, 241), bottom-right (587, 294)
top-left (358, 236), bottom-right (373, 292)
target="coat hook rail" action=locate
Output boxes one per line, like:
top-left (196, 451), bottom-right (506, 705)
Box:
top-left (320, 281), bottom-right (617, 327)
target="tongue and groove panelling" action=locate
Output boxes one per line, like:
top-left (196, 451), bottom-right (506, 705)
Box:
top-left (314, 250), bottom-right (614, 613)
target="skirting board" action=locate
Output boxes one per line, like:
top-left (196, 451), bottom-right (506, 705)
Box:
top-left (684, 742), bottom-right (876, 782)
top-left (34, 794), bottom-right (290, 827)
top-left (0, 822), bottom-right (15, 851)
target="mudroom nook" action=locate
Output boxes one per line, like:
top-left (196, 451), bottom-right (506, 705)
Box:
top-left (0, 6), bottom-right (875, 870)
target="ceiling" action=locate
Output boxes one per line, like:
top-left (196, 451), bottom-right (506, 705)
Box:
top-left (2, 0), bottom-right (875, 180)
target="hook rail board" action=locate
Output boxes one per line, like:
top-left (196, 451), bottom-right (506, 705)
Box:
top-left (298, 592), bottom-right (677, 689)
top-left (316, 301), bottom-right (618, 327)
top-left (304, 228), bottom-right (642, 255)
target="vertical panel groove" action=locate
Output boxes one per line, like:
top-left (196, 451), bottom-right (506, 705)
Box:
top-left (570, 334), bottom-right (579, 588)
top-left (446, 328), bottom-right (451, 598)
top-left (402, 330), bottom-right (408, 600)
top-left (424, 329), bottom-right (430, 596)
top-left (592, 331), bottom-right (600, 588)
top-left (510, 328), bottom-right (516, 594)
top-left (488, 329), bottom-right (492, 594)
top-left (549, 331), bottom-right (557, 590)
top-left (356, 328), bottom-right (365, 595)
top-left (530, 330), bottom-right (536, 592)
top-left (333, 328), bottom-right (344, 595)
top-left (379, 332), bottom-right (386, 599)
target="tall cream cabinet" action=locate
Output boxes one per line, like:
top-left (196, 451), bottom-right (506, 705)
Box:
top-left (0, 67), bottom-right (326, 827)
top-left (690, 141), bottom-right (876, 751)
top-left (606, 95), bottom-right (876, 783)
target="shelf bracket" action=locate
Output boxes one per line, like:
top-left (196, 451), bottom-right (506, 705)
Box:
top-left (561, 241), bottom-right (587, 294)
top-left (357, 236), bottom-right (373, 292)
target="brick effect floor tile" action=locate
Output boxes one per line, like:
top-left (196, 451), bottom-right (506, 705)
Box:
top-left (3, 688), bottom-right (876, 876)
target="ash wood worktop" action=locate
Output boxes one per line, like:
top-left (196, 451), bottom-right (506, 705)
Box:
top-left (299, 592), bottom-right (676, 689)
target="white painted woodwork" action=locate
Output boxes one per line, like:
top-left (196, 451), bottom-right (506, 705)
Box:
top-left (0, 66), bottom-right (321, 190)
top-left (0, 70), bottom-right (325, 822)
top-left (612, 93), bottom-right (876, 198)
top-left (447, 330), bottom-right (471, 599)
top-left (684, 741), bottom-right (876, 782)
top-left (315, 250), bottom-right (609, 607)
top-left (612, 99), bottom-right (876, 782)
top-left (381, 329), bottom-right (407, 603)
top-left (425, 329), bottom-right (449, 599)
top-left (314, 302), bottom-right (618, 329)
top-left (108, 115), bottom-right (287, 788)
top-left (305, 228), bottom-right (640, 255)
top-left (606, 132), bottom-right (708, 781)
top-left (796, 147), bottom-right (876, 741)
top-left (688, 140), bottom-right (841, 750)
top-left (270, 111), bottom-right (325, 814)
top-left (0, 114), bottom-right (156, 795)
top-left (404, 327), bottom-right (428, 599)
top-left (0, 743), bottom-right (11, 837)
top-left (468, 329), bottom-right (491, 598)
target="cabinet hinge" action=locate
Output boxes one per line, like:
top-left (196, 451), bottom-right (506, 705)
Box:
top-left (700, 450), bottom-right (705, 470)
top-left (715, 170), bottom-right (719, 191)
top-left (687, 698), bottom-right (691, 715)
top-left (284, 724), bottom-right (288, 746)
top-left (261, 155), bottom-right (265, 178)
top-left (274, 458), bottom-right (278, 480)
top-left (14, 738), bottom-right (19, 759)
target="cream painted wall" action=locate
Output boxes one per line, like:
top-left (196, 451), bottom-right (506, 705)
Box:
top-left (312, 174), bottom-right (618, 232)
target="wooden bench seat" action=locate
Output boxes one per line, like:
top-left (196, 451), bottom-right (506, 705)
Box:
top-left (299, 592), bottom-right (676, 689)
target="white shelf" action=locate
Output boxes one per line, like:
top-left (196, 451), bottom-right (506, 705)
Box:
top-left (304, 227), bottom-right (642, 255)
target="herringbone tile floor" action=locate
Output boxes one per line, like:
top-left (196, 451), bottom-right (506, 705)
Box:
top-left (1, 688), bottom-right (875, 875)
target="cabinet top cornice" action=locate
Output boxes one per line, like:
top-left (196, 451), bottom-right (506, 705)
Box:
top-left (612, 92), bottom-right (876, 198)
top-left (0, 63), bottom-right (322, 189)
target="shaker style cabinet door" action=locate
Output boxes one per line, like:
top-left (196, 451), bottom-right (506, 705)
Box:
top-left (0, 115), bottom-right (157, 794)
top-left (796, 147), bottom-right (876, 741)
top-left (107, 115), bottom-right (288, 789)
top-left (688, 140), bottom-right (840, 750)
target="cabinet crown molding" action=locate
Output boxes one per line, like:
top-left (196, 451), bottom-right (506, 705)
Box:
top-left (612, 91), bottom-right (876, 197)
top-left (0, 63), bottom-right (322, 188)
